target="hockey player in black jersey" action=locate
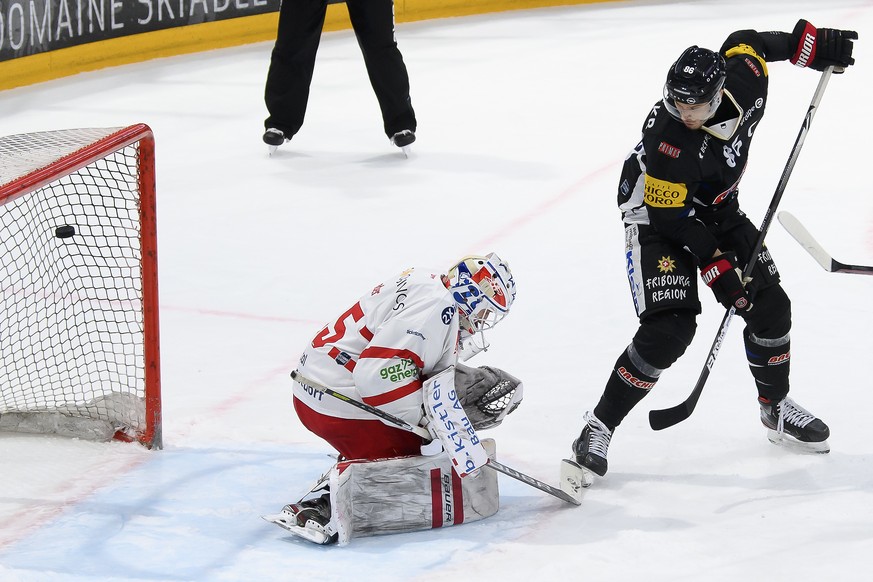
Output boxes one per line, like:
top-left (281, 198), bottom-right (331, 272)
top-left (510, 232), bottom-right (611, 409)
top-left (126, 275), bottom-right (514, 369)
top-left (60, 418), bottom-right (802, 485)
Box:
top-left (572, 20), bottom-right (857, 478)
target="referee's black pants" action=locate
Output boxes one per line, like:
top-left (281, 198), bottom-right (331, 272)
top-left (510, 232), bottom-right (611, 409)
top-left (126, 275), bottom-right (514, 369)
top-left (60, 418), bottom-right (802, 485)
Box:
top-left (264, 0), bottom-right (417, 138)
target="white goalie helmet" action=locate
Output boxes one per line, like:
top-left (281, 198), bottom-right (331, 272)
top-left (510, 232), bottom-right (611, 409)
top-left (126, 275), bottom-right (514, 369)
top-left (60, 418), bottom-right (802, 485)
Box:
top-left (446, 252), bottom-right (516, 338)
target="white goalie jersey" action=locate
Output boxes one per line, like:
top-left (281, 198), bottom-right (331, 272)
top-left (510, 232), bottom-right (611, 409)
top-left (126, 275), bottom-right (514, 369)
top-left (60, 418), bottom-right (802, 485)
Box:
top-left (295, 266), bottom-right (461, 428)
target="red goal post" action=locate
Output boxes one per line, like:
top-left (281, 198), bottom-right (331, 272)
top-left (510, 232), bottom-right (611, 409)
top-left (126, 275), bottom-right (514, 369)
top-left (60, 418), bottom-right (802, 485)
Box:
top-left (0, 124), bottom-right (161, 449)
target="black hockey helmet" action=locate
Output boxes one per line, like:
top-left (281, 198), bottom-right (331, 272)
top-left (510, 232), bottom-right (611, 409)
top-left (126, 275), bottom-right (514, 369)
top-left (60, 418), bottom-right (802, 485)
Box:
top-left (663, 46), bottom-right (726, 122)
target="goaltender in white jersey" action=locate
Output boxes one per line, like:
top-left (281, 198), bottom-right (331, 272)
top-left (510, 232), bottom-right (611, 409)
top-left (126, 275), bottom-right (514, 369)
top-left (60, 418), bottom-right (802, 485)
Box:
top-left (294, 265), bottom-right (460, 459)
top-left (265, 253), bottom-right (523, 545)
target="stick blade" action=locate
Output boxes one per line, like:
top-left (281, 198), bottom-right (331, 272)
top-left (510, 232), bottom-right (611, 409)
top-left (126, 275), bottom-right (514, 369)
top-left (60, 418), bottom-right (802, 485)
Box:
top-left (648, 402), bottom-right (691, 431)
top-left (560, 458), bottom-right (594, 500)
top-left (777, 211), bottom-right (835, 272)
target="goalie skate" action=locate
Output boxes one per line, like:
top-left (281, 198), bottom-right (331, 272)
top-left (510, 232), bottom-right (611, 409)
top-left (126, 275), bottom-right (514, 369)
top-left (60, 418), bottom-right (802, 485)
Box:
top-left (559, 458), bottom-right (594, 499)
top-left (262, 496), bottom-right (337, 545)
top-left (262, 511), bottom-right (334, 545)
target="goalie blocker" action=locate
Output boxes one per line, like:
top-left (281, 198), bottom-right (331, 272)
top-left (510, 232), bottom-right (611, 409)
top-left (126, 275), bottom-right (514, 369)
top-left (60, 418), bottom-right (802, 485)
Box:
top-left (422, 365), bottom-right (520, 476)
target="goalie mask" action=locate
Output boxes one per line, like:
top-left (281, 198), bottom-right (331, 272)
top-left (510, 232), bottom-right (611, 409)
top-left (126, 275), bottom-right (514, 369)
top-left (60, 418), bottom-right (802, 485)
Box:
top-left (447, 253), bottom-right (516, 341)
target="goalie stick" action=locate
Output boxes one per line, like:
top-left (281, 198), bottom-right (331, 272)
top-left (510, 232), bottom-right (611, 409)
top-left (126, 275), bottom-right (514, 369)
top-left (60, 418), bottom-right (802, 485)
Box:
top-left (778, 211), bottom-right (873, 275)
top-left (648, 66), bottom-right (837, 431)
top-left (290, 370), bottom-right (581, 505)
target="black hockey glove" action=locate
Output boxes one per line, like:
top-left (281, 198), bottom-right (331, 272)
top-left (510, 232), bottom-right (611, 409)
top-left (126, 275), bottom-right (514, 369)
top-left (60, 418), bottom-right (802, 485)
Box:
top-left (700, 252), bottom-right (752, 312)
top-left (791, 19), bottom-right (857, 72)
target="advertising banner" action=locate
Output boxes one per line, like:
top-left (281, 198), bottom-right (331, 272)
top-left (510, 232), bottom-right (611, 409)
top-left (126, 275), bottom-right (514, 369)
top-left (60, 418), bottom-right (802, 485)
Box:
top-left (0, 0), bottom-right (287, 62)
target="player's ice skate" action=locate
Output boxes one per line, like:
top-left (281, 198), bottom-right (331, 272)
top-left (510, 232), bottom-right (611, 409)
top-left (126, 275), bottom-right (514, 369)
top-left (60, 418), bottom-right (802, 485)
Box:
top-left (263, 128), bottom-right (289, 155)
top-left (390, 129), bottom-right (415, 158)
top-left (573, 411), bottom-right (613, 476)
top-left (760, 396), bottom-right (830, 454)
top-left (560, 411), bottom-right (611, 495)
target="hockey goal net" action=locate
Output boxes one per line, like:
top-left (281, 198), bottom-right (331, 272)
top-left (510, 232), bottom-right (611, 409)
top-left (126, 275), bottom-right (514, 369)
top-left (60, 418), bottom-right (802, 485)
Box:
top-left (0, 124), bottom-right (161, 449)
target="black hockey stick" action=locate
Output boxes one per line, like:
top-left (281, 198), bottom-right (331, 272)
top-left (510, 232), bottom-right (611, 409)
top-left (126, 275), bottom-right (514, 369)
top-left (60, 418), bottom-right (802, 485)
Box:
top-left (290, 371), bottom-right (581, 505)
top-left (778, 211), bottom-right (873, 275)
top-left (649, 66), bottom-right (837, 431)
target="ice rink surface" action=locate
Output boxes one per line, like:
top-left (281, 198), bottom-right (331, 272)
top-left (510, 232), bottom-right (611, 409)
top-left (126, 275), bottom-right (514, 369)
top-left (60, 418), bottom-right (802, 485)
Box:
top-left (1, 0), bottom-right (872, 580)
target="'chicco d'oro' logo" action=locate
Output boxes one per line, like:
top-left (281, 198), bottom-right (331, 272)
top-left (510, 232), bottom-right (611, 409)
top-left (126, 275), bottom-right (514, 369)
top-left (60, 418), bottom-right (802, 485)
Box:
top-left (644, 176), bottom-right (687, 208)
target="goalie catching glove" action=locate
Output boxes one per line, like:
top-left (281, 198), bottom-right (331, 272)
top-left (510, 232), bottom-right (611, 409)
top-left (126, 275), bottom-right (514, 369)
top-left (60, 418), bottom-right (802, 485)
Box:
top-left (454, 363), bottom-right (523, 430)
top-left (700, 252), bottom-right (752, 312)
top-left (790, 19), bottom-right (857, 72)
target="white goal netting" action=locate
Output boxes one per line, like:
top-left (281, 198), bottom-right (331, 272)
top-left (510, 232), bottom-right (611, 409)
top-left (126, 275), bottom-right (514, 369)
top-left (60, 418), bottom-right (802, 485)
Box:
top-left (0, 126), bottom-right (161, 448)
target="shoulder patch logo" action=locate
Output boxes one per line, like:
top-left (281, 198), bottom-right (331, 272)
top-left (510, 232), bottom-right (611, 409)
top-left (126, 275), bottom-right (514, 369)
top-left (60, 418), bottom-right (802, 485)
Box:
top-left (657, 142), bottom-right (681, 159)
top-left (743, 57), bottom-right (761, 77)
top-left (725, 43), bottom-right (769, 76)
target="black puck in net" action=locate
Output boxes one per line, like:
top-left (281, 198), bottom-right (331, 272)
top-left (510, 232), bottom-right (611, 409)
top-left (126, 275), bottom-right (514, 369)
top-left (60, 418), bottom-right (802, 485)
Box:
top-left (55, 225), bottom-right (76, 239)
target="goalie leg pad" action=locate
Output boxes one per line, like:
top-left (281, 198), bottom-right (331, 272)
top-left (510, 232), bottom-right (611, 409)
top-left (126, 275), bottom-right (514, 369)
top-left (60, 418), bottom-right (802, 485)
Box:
top-left (332, 438), bottom-right (499, 543)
